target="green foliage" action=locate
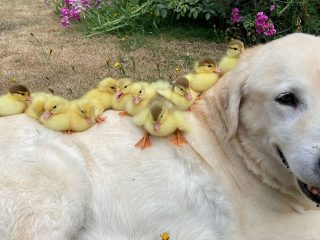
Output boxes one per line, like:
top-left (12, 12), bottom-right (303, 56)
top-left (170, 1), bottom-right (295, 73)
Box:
top-left (50, 0), bottom-right (320, 46)
top-left (150, 0), bottom-right (228, 21)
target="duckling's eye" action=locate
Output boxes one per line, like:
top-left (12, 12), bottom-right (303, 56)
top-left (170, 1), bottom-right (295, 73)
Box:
top-left (124, 85), bottom-right (128, 89)
top-left (139, 90), bottom-right (142, 94)
top-left (160, 115), bottom-right (163, 119)
top-left (110, 86), bottom-right (115, 89)
top-left (81, 110), bottom-right (84, 114)
top-left (53, 106), bottom-right (57, 109)
top-left (208, 64), bottom-right (212, 67)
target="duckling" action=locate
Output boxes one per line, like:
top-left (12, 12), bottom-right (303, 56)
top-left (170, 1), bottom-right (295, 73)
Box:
top-left (219, 39), bottom-right (244, 75)
top-left (112, 78), bottom-right (133, 114)
top-left (133, 100), bottom-right (189, 149)
top-left (185, 57), bottom-right (221, 92)
top-left (70, 98), bottom-right (96, 132)
top-left (40, 96), bottom-right (71, 132)
top-left (124, 82), bottom-right (157, 116)
top-left (157, 77), bottom-right (199, 110)
top-left (0, 85), bottom-right (31, 116)
top-left (25, 92), bottom-right (52, 120)
top-left (150, 80), bottom-right (171, 91)
top-left (83, 77), bottom-right (117, 110)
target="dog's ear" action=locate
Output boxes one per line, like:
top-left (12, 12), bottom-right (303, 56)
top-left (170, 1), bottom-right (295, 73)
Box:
top-left (205, 47), bottom-right (257, 141)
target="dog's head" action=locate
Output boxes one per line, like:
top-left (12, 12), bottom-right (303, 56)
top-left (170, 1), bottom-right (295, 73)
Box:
top-left (207, 33), bottom-right (320, 205)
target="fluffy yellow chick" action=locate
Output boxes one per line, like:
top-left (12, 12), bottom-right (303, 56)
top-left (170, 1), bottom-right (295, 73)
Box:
top-left (40, 96), bottom-right (71, 132)
top-left (83, 77), bottom-right (117, 110)
top-left (133, 100), bottom-right (189, 149)
top-left (70, 98), bottom-right (96, 132)
top-left (157, 77), bottom-right (199, 110)
top-left (124, 82), bottom-right (157, 116)
top-left (185, 57), bottom-right (221, 92)
top-left (112, 78), bottom-right (133, 112)
top-left (25, 92), bottom-right (52, 120)
top-left (0, 85), bottom-right (31, 116)
top-left (219, 39), bottom-right (244, 75)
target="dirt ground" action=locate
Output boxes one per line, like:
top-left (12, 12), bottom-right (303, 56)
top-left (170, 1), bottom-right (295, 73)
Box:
top-left (0, 0), bottom-right (226, 99)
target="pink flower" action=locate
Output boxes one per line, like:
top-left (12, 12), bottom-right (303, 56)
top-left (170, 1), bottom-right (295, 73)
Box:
top-left (60, 6), bottom-right (70, 17)
top-left (231, 8), bottom-right (243, 24)
top-left (255, 12), bottom-right (276, 36)
top-left (61, 16), bottom-right (71, 28)
top-left (70, 8), bottom-right (81, 20)
top-left (64, 0), bottom-right (71, 5)
top-left (270, 4), bottom-right (276, 12)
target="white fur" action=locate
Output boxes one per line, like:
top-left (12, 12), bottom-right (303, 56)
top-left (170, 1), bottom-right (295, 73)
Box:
top-left (1, 33), bottom-right (320, 240)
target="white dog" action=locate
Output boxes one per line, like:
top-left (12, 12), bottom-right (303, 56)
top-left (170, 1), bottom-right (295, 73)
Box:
top-left (1, 33), bottom-right (320, 240)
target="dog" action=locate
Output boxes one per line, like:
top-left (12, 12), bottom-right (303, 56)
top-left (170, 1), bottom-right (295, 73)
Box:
top-left (1, 33), bottom-right (320, 240)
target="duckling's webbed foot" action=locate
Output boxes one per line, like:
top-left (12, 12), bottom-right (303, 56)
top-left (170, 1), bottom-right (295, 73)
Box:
top-left (119, 111), bottom-right (129, 117)
top-left (169, 130), bottom-right (187, 146)
top-left (135, 132), bottom-right (152, 149)
top-left (96, 116), bottom-right (106, 123)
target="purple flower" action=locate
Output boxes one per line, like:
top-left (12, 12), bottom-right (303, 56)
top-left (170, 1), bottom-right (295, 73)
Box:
top-left (231, 8), bottom-right (243, 24)
top-left (60, 6), bottom-right (70, 16)
top-left (270, 4), bottom-right (276, 12)
top-left (70, 8), bottom-right (81, 20)
top-left (61, 16), bottom-right (71, 28)
top-left (64, 0), bottom-right (71, 5)
top-left (255, 12), bottom-right (276, 36)
top-left (81, 0), bottom-right (91, 7)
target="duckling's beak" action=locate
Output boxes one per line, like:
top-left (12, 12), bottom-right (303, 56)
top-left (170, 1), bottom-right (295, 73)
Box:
top-left (115, 90), bottom-right (124, 100)
top-left (153, 122), bottom-right (161, 133)
top-left (42, 111), bottom-right (53, 120)
top-left (213, 67), bottom-right (222, 74)
top-left (85, 116), bottom-right (93, 124)
top-left (133, 96), bottom-right (141, 105)
top-left (184, 92), bottom-right (193, 101)
top-left (26, 96), bottom-right (33, 102)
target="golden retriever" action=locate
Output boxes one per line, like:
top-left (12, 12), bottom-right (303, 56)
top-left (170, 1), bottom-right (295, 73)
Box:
top-left (0, 33), bottom-right (320, 240)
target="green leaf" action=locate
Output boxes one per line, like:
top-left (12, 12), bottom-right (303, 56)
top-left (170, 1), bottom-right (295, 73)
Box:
top-left (161, 9), bottom-right (167, 18)
top-left (205, 12), bottom-right (211, 20)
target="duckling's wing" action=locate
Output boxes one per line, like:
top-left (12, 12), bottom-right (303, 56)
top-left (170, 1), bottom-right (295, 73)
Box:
top-left (157, 89), bottom-right (172, 101)
top-left (172, 111), bottom-right (189, 132)
top-left (132, 108), bottom-right (150, 126)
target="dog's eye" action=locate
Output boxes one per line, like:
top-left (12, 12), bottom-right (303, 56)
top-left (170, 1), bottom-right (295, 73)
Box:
top-left (275, 92), bottom-right (299, 107)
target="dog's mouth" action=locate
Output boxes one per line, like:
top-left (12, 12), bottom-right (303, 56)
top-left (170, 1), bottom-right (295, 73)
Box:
top-left (277, 146), bottom-right (320, 205)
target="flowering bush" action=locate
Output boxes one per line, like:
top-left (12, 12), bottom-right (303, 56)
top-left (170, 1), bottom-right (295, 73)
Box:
top-left (55, 0), bottom-right (108, 28)
top-left (49, 0), bottom-right (320, 45)
top-left (227, 0), bottom-right (320, 44)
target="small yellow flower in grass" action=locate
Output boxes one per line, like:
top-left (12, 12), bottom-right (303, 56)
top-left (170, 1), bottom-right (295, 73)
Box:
top-left (114, 62), bottom-right (122, 69)
top-left (120, 36), bottom-right (127, 41)
top-left (160, 232), bottom-right (170, 240)
top-left (113, 12), bottom-right (118, 17)
top-left (175, 67), bottom-right (181, 74)
top-left (9, 76), bottom-right (17, 82)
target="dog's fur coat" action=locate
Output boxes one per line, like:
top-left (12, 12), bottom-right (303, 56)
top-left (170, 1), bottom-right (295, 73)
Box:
top-left (1, 33), bottom-right (320, 240)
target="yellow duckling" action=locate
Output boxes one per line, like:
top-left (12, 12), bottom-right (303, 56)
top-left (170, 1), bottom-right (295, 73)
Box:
top-left (133, 100), bottom-right (189, 149)
top-left (70, 98), bottom-right (96, 132)
top-left (25, 92), bottom-right (52, 120)
top-left (157, 77), bottom-right (199, 111)
top-left (219, 39), bottom-right (244, 75)
top-left (0, 85), bottom-right (31, 116)
top-left (124, 82), bottom-right (157, 116)
top-left (112, 78), bottom-right (133, 114)
top-left (185, 57), bottom-right (221, 92)
top-left (40, 96), bottom-right (71, 132)
top-left (83, 77), bottom-right (117, 110)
